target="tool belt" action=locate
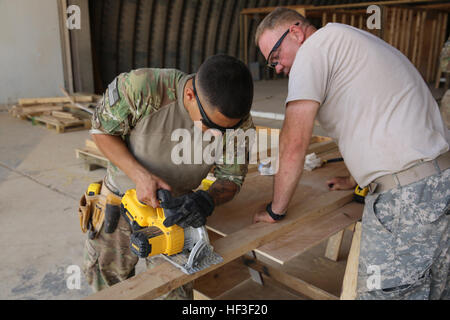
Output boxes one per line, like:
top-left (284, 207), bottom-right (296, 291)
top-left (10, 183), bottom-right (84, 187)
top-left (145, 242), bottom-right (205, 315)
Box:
top-left (78, 180), bottom-right (122, 239)
top-left (368, 151), bottom-right (450, 194)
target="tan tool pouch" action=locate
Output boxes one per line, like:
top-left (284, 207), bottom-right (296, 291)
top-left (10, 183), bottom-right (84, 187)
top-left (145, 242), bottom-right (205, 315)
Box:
top-left (78, 180), bottom-right (106, 237)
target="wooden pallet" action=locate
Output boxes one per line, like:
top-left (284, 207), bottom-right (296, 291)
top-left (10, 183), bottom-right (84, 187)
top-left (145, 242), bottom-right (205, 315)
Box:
top-left (75, 139), bottom-right (110, 171)
top-left (9, 94), bottom-right (99, 133)
top-left (31, 115), bottom-right (91, 133)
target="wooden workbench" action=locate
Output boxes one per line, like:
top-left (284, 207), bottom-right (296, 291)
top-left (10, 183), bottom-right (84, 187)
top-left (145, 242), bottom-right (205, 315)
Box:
top-left (85, 137), bottom-right (363, 300)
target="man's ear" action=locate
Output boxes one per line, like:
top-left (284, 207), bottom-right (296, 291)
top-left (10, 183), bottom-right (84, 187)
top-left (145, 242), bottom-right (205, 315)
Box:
top-left (290, 24), bottom-right (305, 45)
top-left (185, 85), bottom-right (196, 102)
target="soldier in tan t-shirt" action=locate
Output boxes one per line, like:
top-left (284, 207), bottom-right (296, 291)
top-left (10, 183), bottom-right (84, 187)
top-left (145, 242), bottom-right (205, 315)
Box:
top-left (254, 8), bottom-right (449, 300)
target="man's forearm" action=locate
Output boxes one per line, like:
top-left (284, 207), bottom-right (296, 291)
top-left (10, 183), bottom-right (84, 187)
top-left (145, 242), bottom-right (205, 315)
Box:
top-left (91, 134), bottom-right (148, 184)
top-left (272, 131), bottom-right (309, 213)
top-left (270, 100), bottom-right (319, 214)
top-left (207, 179), bottom-right (239, 206)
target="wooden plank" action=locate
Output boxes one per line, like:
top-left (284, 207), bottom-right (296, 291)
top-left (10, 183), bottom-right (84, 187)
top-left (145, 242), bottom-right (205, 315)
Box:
top-left (67, 0), bottom-right (95, 93)
top-left (57, 0), bottom-right (74, 93)
top-left (394, 8), bottom-right (402, 49)
top-left (340, 222), bottom-right (362, 300)
top-left (52, 111), bottom-right (79, 119)
top-left (18, 96), bottom-right (94, 105)
top-left (307, 140), bottom-right (338, 155)
top-left (322, 12), bottom-right (327, 26)
top-left (411, 11), bottom-right (422, 65)
top-left (399, 9), bottom-right (408, 53)
top-left (85, 139), bottom-right (99, 151)
top-left (427, 19), bottom-right (438, 82)
top-left (432, 13), bottom-right (443, 84)
top-left (405, 9), bottom-right (413, 59)
top-left (416, 11), bottom-right (427, 76)
top-left (350, 14), bottom-right (355, 27)
top-left (324, 229), bottom-right (345, 262)
top-left (10, 105), bottom-right (64, 119)
top-left (389, 7), bottom-right (397, 46)
top-left (193, 256), bottom-right (251, 300)
top-left (216, 276), bottom-right (305, 300)
top-left (208, 150), bottom-right (349, 237)
top-left (435, 13), bottom-right (448, 88)
top-left (86, 184), bottom-right (354, 299)
top-left (243, 257), bottom-right (339, 300)
top-left (193, 290), bottom-right (211, 300)
top-left (256, 202), bottom-right (363, 264)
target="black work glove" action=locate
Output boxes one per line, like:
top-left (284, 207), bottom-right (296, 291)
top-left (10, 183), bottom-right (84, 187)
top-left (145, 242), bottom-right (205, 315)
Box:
top-left (160, 190), bottom-right (215, 228)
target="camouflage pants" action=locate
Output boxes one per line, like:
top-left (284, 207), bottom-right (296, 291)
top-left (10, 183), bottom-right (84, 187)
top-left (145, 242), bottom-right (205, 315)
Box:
top-left (83, 214), bottom-right (193, 299)
top-left (357, 168), bottom-right (450, 300)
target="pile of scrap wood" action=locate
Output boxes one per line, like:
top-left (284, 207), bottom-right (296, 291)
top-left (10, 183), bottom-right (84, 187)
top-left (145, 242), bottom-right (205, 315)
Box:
top-left (9, 92), bottom-right (101, 133)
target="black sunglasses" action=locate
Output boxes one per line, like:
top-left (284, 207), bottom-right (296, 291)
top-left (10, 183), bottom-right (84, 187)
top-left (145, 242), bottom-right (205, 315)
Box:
top-left (192, 76), bottom-right (243, 133)
top-left (266, 22), bottom-right (300, 69)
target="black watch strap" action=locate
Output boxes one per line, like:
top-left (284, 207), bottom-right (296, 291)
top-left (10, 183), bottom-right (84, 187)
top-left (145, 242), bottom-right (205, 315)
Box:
top-left (266, 202), bottom-right (286, 221)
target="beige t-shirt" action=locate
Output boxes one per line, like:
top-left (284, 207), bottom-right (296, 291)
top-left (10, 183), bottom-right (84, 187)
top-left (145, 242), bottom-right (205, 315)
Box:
top-left (286, 23), bottom-right (449, 187)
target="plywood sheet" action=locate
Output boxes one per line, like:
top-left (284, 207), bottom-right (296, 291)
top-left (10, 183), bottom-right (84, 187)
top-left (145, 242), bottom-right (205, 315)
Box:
top-left (207, 150), bottom-right (350, 237)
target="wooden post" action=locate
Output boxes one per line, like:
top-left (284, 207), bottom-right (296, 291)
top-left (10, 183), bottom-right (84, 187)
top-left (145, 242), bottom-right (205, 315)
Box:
top-left (416, 11), bottom-right (428, 76)
top-left (427, 19), bottom-right (438, 82)
top-left (435, 13), bottom-right (448, 88)
top-left (340, 222), bottom-right (362, 300)
top-left (67, 0), bottom-right (94, 93)
top-left (411, 11), bottom-right (422, 66)
top-left (57, 0), bottom-right (74, 94)
top-left (322, 12), bottom-right (327, 27)
top-left (244, 251), bottom-right (264, 285)
top-left (405, 9), bottom-right (413, 59)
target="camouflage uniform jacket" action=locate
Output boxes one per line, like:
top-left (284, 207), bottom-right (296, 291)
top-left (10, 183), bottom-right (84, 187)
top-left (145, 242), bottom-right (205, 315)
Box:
top-left (91, 68), bottom-right (254, 195)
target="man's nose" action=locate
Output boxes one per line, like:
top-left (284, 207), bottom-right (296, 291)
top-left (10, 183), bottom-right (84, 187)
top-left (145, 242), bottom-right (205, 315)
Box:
top-left (275, 64), bottom-right (283, 74)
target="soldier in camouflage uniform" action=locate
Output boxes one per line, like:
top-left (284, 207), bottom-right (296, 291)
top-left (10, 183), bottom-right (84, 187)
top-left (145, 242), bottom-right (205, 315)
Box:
top-left (357, 168), bottom-right (450, 299)
top-left (83, 55), bottom-right (255, 299)
top-left (253, 7), bottom-right (450, 300)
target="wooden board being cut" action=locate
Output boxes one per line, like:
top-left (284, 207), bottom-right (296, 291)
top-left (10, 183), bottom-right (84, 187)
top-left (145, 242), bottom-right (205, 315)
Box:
top-left (256, 202), bottom-right (363, 265)
top-left (207, 150), bottom-right (350, 238)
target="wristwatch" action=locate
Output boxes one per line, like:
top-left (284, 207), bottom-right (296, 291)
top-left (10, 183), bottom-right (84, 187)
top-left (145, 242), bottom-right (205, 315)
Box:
top-left (266, 202), bottom-right (286, 221)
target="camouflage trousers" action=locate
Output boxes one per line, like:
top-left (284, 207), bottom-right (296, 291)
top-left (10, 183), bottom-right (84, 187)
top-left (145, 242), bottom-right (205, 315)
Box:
top-left (357, 168), bottom-right (450, 300)
top-left (83, 214), bottom-right (193, 299)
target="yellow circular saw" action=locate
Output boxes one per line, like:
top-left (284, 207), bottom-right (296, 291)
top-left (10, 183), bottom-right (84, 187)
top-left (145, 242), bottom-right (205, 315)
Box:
top-left (120, 187), bottom-right (223, 274)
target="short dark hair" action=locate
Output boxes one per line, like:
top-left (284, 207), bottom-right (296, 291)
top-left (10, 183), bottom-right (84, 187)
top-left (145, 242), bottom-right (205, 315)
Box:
top-left (197, 54), bottom-right (253, 119)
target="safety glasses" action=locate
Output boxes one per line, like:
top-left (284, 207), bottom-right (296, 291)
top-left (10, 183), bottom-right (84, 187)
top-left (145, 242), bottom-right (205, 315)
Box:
top-left (266, 22), bottom-right (300, 69)
top-left (192, 77), bottom-right (243, 133)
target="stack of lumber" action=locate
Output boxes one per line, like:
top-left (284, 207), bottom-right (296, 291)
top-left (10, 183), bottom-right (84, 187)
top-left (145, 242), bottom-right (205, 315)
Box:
top-left (75, 139), bottom-right (110, 171)
top-left (9, 94), bottom-right (100, 133)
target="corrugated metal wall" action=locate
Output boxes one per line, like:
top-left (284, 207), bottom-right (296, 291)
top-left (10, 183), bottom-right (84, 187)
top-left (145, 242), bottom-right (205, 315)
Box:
top-left (88, 0), bottom-right (384, 92)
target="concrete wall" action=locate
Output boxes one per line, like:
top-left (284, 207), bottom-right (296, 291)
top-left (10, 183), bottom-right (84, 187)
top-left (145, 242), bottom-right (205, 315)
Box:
top-left (0, 0), bottom-right (65, 104)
